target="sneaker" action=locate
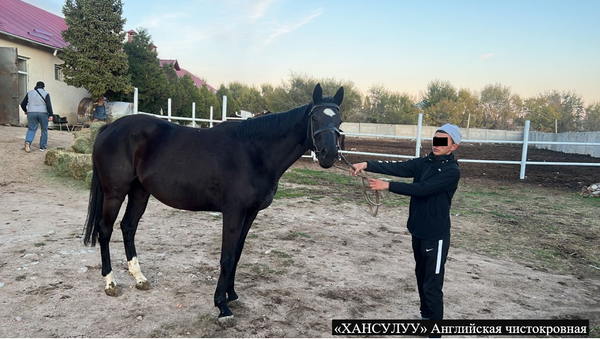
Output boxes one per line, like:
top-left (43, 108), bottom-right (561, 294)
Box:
top-left (24, 142), bottom-right (30, 153)
top-left (39, 147), bottom-right (46, 152)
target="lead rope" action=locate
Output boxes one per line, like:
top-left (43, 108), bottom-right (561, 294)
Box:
top-left (334, 149), bottom-right (384, 217)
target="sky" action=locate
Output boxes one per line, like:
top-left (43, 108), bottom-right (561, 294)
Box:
top-left (23, 0), bottom-right (600, 105)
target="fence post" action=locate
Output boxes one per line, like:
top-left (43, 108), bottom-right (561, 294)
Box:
top-left (210, 106), bottom-right (214, 128)
top-left (192, 102), bottom-right (196, 128)
top-left (168, 98), bottom-right (172, 122)
top-left (222, 95), bottom-right (227, 122)
top-left (133, 87), bottom-right (138, 114)
top-left (520, 120), bottom-right (531, 180)
top-left (415, 113), bottom-right (423, 158)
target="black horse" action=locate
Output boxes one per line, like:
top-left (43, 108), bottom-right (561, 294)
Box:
top-left (83, 84), bottom-right (344, 325)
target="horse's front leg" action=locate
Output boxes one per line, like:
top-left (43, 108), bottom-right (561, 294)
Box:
top-left (226, 209), bottom-right (259, 305)
top-left (214, 209), bottom-right (248, 327)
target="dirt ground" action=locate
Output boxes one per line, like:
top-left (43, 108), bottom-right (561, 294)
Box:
top-left (0, 125), bottom-right (599, 337)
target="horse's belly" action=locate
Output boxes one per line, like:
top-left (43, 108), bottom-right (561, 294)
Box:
top-left (155, 195), bottom-right (221, 212)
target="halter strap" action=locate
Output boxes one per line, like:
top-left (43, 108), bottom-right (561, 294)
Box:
top-left (309, 102), bottom-right (341, 113)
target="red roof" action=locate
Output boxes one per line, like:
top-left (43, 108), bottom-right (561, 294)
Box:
top-left (0, 0), bottom-right (68, 49)
top-left (160, 59), bottom-right (218, 93)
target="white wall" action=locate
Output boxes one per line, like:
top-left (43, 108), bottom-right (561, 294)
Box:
top-left (1, 37), bottom-right (90, 126)
top-left (530, 131), bottom-right (600, 157)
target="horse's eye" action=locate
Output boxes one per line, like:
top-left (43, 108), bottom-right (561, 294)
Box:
top-left (312, 115), bottom-right (317, 121)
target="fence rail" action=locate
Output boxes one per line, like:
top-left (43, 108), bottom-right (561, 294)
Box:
top-left (340, 119), bottom-right (600, 179)
top-left (131, 88), bottom-right (600, 180)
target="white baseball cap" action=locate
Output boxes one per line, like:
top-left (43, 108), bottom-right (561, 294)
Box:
top-left (437, 124), bottom-right (462, 144)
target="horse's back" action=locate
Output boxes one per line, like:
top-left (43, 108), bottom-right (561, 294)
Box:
top-left (93, 115), bottom-right (245, 211)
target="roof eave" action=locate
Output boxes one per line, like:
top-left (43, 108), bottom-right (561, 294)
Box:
top-left (0, 31), bottom-right (64, 51)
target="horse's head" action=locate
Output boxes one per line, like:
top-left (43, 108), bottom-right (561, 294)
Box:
top-left (309, 83), bottom-right (344, 168)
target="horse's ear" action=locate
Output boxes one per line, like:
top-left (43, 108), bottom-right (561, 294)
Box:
top-left (313, 83), bottom-right (323, 103)
top-left (334, 86), bottom-right (344, 106)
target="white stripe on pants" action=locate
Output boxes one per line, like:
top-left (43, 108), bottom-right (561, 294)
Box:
top-left (435, 239), bottom-right (443, 274)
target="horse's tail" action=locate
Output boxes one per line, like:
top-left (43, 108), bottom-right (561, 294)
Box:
top-left (83, 124), bottom-right (110, 246)
top-left (83, 162), bottom-right (103, 246)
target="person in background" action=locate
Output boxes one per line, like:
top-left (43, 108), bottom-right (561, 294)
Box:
top-left (93, 97), bottom-right (107, 122)
top-left (21, 81), bottom-right (54, 152)
top-left (351, 124), bottom-right (462, 328)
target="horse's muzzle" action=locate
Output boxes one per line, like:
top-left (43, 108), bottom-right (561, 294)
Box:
top-left (317, 146), bottom-right (338, 168)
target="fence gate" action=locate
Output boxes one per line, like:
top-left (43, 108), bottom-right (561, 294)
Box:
top-left (0, 47), bottom-right (20, 126)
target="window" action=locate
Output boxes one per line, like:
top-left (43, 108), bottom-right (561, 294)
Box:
top-left (54, 64), bottom-right (63, 81)
top-left (17, 56), bottom-right (28, 101)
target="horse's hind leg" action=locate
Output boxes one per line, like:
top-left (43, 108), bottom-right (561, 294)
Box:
top-left (121, 180), bottom-right (151, 290)
top-left (100, 194), bottom-right (127, 296)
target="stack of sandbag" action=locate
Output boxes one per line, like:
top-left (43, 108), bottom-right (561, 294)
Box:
top-left (580, 183), bottom-right (600, 197)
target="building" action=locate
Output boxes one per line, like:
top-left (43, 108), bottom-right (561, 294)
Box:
top-left (159, 59), bottom-right (218, 94)
top-left (0, 0), bottom-right (90, 126)
top-left (125, 30), bottom-right (217, 94)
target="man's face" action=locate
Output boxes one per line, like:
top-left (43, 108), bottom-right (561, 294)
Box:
top-left (432, 132), bottom-right (459, 156)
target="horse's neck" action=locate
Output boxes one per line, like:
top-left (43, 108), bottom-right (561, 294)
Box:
top-left (264, 121), bottom-right (311, 177)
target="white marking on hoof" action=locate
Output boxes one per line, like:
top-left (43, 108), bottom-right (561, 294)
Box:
top-left (323, 108), bottom-right (336, 117)
top-left (217, 315), bottom-right (236, 328)
top-left (128, 257), bottom-right (149, 289)
top-left (104, 271), bottom-right (121, 296)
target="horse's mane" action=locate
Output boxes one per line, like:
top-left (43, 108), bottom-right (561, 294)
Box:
top-left (236, 104), bottom-right (311, 140)
top-left (236, 96), bottom-right (340, 140)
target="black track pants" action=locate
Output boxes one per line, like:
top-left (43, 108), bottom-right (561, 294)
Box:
top-left (412, 235), bottom-right (450, 320)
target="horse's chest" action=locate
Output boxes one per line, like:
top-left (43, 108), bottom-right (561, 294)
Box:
top-left (256, 181), bottom-right (278, 210)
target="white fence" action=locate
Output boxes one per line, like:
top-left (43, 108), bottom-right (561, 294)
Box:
top-left (341, 118), bottom-right (600, 179)
top-left (341, 122), bottom-right (525, 142)
top-left (131, 88), bottom-right (600, 180)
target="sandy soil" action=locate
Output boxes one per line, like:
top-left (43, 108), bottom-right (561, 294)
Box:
top-left (0, 125), bottom-right (598, 337)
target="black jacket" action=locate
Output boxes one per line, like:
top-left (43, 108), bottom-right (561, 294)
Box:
top-left (366, 152), bottom-right (460, 240)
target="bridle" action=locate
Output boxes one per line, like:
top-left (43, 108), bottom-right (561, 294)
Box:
top-left (307, 102), bottom-right (341, 155)
top-left (308, 103), bottom-right (384, 217)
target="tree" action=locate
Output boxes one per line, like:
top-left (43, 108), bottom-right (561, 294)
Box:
top-left (582, 102), bottom-right (600, 132)
top-left (479, 83), bottom-right (518, 130)
top-left (199, 85), bottom-right (220, 121)
top-left (420, 80), bottom-right (458, 109)
top-left (216, 85), bottom-right (241, 117)
top-left (123, 28), bottom-right (168, 114)
top-left (61, 0), bottom-right (132, 99)
top-left (262, 73), bottom-right (363, 122)
top-left (457, 88), bottom-right (482, 129)
top-left (547, 90), bottom-right (584, 132)
top-left (525, 91), bottom-right (584, 132)
top-left (524, 95), bottom-right (561, 132)
top-left (226, 82), bottom-right (267, 114)
top-left (363, 85), bottom-right (419, 124)
top-left (424, 98), bottom-right (465, 127)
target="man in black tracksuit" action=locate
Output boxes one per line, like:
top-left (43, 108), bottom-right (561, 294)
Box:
top-left (352, 124), bottom-right (461, 322)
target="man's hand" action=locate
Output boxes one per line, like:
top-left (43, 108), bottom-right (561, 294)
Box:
top-left (368, 178), bottom-right (389, 191)
top-left (24, 111), bottom-right (27, 115)
top-left (351, 162), bottom-right (367, 177)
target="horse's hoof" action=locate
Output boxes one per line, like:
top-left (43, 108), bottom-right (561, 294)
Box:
top-left (217, 315), bottom-right (236, 328)
top-left (104, 284), bottom-right (122, 297)
top-left (135, 280), bottom-right (151, 291)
